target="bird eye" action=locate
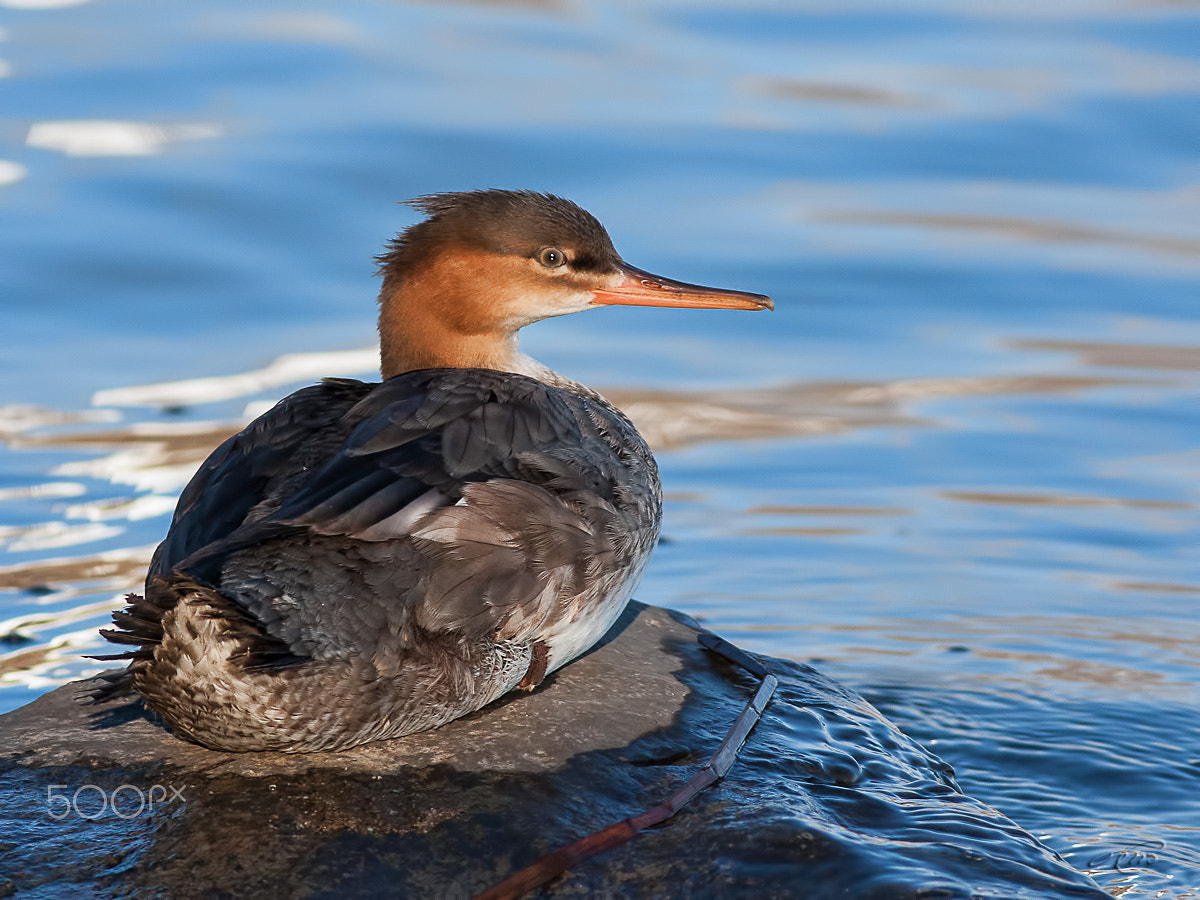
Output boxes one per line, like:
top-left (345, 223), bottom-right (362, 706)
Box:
top-left (537, 247), bottom-right (566, 268)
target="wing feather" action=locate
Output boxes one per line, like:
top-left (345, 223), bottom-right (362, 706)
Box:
top-left (149, 368), bottom-right (658, 665)
top-left (151, 378), bottom-right (372, 576)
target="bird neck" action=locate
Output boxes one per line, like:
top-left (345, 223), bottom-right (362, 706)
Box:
top-left (376, 251), bottom-right (518, 375)
top-left (378, 307), bottom-right (525, 377)
top-left (377, 269), bottom-right (568, 389)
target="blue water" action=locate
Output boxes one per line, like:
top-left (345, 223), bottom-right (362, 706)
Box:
top-left (1, 0), bottom-right (1198, 896)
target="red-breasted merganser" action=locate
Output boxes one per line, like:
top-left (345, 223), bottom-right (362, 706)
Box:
top-left (94, 190), bottom-right (772, 752)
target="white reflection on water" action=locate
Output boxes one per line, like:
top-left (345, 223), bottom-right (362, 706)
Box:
top-left (0, 0), bottom-right (91, 8)
top-left (0, 482), bottom-right (85, 503)
top-left (0, 623), bottom-right (117, 694)
top-left (0, 406), bottom-right (119, 436)
top-left (26, 120), bottom-right (222, 157)
top-left (93, 348), bottom-right (379, 408)
top-left (0, 161), bottom-right (22, 186)
top-left (45, 424), bottom-right (239, 495)
top-left (0, 521), bottom-right (124, 554)
top-left (0, 545), bottom-right (153, 594)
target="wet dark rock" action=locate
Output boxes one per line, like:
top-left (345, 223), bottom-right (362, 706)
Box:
top-left (0, 603), bottom-right (1106, 899)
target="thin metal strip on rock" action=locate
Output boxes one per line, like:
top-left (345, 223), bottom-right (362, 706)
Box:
top-left (474, 632), bottom-right (777, 900)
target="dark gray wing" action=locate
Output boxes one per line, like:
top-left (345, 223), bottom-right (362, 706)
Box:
top-left (170, 369), bottom-right (661, 663)
top-left (151, 378), bottom-right (373, 577)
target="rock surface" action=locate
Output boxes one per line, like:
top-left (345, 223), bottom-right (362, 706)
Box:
top-left (0, 603), bottom-right (1107, 899)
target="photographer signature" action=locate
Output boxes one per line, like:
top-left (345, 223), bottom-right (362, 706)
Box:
top-left (1085, 839), bottom-right (1163, 872)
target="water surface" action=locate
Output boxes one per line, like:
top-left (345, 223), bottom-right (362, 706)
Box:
top-left (1, 1), bottom-right (1198, 896)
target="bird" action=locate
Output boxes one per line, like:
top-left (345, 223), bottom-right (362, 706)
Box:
top-left (92, 189), bottom-right (773, 752)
